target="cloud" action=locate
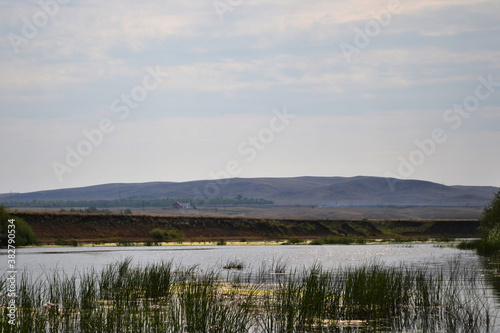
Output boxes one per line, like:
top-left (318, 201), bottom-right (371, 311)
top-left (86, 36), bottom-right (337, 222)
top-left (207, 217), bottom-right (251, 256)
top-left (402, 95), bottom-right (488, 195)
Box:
top-left (0, 0), bottom-right (499, 192)
top-left (3, 0), bottom-right (498, 97)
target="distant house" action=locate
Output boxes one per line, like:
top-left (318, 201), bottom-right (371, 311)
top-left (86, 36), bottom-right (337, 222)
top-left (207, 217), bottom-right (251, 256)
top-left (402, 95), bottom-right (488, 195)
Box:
top-left (172, 201), bottom-right (191, 209)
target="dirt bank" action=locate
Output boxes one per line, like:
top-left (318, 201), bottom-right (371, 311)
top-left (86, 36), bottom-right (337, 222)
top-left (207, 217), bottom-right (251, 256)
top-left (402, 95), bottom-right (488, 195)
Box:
top-left (13, 212), bottom-right (480, 243)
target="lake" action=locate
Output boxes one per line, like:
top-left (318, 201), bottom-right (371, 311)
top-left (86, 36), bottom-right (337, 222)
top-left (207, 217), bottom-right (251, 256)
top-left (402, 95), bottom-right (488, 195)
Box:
top-left (3, 243), bottom-right (482, 277)
top-left (3, 243), bottom-right (500, 332)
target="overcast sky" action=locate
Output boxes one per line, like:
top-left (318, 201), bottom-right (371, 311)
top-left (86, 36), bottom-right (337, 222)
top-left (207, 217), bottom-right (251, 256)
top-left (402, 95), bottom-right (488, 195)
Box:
top-left (1, 0), bottom-right (499, 194)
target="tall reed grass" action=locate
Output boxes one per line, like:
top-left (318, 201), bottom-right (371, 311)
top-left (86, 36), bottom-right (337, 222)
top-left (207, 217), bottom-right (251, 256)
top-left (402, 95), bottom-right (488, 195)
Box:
top-left (0, 258), bottom-right (496, 332)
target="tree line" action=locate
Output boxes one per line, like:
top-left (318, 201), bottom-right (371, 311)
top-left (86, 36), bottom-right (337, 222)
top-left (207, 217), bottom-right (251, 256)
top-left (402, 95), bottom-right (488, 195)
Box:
top-left (2, 196), bottom-right (274, 208)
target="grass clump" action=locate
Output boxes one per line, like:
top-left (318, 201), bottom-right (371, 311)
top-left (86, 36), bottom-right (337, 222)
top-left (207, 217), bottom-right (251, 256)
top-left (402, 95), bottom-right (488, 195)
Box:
top-left (310, 237), bottom-right (367, 245)
top-left (223, 259), bottom-right (245, 270)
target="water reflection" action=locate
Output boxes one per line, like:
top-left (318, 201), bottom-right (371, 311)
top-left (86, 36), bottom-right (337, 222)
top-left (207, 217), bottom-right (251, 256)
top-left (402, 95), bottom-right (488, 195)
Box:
top-left (1, 243), bottom-right (481, 278)
top-left (478, 254), bottom-right (500, 302)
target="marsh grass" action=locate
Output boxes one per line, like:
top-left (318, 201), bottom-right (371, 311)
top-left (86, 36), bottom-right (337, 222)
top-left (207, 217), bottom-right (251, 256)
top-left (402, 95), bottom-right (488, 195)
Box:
top-left (223, 259), bottom-right (245, 270)
top-left (0, 258), bottom-right (496, 332)
top-left (309, 237), bottom-right (367, 245)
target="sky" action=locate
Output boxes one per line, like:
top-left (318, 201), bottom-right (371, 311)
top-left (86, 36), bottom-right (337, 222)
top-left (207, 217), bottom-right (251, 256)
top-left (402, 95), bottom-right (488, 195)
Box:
top-left (1, 0), bottom-right (500, 194)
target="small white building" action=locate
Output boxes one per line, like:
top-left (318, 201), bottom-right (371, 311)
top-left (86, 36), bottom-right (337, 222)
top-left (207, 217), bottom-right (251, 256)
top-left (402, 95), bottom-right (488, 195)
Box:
top-left (172, 201), bottom-right (191, 209)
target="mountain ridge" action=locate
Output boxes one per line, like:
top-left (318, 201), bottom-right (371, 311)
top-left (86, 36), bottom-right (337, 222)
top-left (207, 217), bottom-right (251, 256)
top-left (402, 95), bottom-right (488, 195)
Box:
top-left (1, 176), bottom-right (498, 207)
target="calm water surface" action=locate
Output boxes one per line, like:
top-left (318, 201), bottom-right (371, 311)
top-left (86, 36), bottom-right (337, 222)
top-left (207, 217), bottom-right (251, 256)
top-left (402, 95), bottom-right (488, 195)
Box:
top-left (1, 243), bottom-right (481, 277)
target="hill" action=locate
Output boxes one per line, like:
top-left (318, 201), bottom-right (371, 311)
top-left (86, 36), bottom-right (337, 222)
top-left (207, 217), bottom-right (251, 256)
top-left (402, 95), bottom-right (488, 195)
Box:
top-left (0, 176), bottom-right (497, 208)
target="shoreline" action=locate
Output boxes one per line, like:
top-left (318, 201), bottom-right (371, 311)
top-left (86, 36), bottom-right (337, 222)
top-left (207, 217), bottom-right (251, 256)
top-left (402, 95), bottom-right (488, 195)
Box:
top-left (18, 237), bottom-right (470, 249)
top-left (11, 211), bottom-right (480, 245)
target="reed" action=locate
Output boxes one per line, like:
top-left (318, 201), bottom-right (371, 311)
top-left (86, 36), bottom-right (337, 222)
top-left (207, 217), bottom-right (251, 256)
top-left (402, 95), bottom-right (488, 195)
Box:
top-left (0, 258), bottom-right (496, 332)
top-left (223, 259), bottom-right (245, 270)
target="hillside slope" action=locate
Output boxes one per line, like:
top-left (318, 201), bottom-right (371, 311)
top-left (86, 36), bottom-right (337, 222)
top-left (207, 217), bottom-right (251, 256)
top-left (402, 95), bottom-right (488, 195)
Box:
top-left (1, 176), bottom-right (497, 207)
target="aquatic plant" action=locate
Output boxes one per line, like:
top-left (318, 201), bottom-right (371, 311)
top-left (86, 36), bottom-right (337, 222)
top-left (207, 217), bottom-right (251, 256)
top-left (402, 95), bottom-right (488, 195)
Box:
top-left (223, 259), bottom-right (245, 270)
top-left (0, 258), bottom-right (496, 332)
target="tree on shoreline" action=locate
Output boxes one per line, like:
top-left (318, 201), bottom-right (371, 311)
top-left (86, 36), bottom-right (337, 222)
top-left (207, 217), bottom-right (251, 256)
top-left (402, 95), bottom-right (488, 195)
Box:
top-left (479, 190), bottom-right (500, 239)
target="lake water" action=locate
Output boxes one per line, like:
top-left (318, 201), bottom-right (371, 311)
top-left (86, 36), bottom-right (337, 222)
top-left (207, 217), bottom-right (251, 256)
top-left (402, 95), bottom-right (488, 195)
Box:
top-left (3, 243), bottom-right (500, 332)
top-left (2, 243), bottom-right (482, 277)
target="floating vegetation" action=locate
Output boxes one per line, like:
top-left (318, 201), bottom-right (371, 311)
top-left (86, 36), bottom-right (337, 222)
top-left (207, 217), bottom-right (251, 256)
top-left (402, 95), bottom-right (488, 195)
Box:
top-left (223, 259), bottom-right (245, 270)
top-left (0, 258), bottom-right (496, 332)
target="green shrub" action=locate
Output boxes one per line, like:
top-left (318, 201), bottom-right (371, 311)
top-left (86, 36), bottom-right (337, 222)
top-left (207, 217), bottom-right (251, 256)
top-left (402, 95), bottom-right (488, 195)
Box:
top-left (459, 190), bottom-right (500, 256)
top-left (150, 228), bottom-right (165, 241)
top-left (0, 206), bottom-right (36, 247)
top-left (149, 228), bottom-right (184, 242)
top-left (458, 239), bottom-right (500, 256)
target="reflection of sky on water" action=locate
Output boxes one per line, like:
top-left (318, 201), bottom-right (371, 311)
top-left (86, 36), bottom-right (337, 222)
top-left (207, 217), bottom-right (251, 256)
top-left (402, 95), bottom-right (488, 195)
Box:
top-left (1, 244), bottom-right (479, 278)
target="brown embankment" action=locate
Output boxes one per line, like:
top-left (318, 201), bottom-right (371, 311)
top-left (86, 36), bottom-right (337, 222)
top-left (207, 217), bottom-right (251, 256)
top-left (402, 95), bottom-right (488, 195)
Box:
top-left (14, 212), bottom-right (480, 243)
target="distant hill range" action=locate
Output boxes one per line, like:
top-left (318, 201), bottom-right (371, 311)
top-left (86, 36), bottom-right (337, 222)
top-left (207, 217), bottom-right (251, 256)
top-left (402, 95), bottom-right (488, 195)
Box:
top-left (1, 176), bottom-right (498, 208)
